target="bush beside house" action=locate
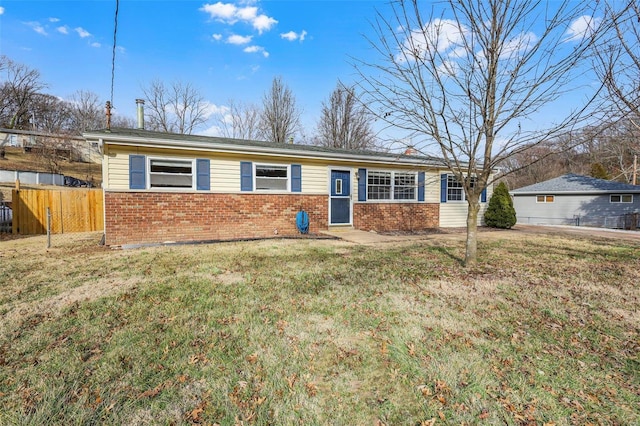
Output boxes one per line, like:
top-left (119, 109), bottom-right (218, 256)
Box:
top-left (484, 181), bottom-right (516, 229)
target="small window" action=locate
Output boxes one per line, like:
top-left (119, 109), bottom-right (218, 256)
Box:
top-left (149, 159), bottom-right (193, 188)
top-left (611, 194), bottom-right (633, 203)
top-left (256, 164), bottom-right (288, 191)
top-left (394, 172), bottom-right (416, 200)
top-left (447, 175), bottom-right (464, 201)
top-left (537, 195), bottom-right (554, 203)
top-left (335, 179), bottom-right (343, 195)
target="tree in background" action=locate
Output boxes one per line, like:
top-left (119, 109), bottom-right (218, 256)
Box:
top-left (590, 163), bottom-right (611, 180)
top-left (316, 83), bottom-right (377, 150)
top-left (484, 182), bottom-right (516, 229)
top-left (67, 90), bottom-right (103, 134)
top-left (0, 55), bottom-right (47, 130)
top-left (354, 0), bottom-right (605, 265)
top-left (595, 1), bottom-right (640, 129)
top-left (215, 99), bottom-right (262, 140)
top-left (142, 79), bottom-right (210, 135)
top-left (259, 76), bottom-right (301, 143)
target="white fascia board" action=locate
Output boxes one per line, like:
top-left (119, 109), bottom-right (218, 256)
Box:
top-left (85, 133), bottom-right (445, 169)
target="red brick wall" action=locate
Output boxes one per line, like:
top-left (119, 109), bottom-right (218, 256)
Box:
top-left (104, 192), bottom-right (328, 246)
top-left (353, 202), bottom-right (439, 232)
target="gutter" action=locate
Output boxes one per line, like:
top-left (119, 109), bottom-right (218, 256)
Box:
top-left (84, 132), bottom-right (447, 168)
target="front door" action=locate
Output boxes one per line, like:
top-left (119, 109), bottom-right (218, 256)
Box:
top-left (330, 170), bottom-right (351, 224)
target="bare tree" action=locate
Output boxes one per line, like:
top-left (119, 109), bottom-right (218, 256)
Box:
top-left (141, 79), bottom-right (210, 135)
top-left (67, 90), bottom-right (103, 134)
top-left (30, 93), bottom-right (71, 134)
top-left (316, 82), bottom-right (377, 150)
top-left (0, 56), bottom-right (47, 129)
top-left (216, 99), bottom-right (262, 140)
top-left (595, 1), bottom-right (640, 129)
top-left (259, 76), bottom-right (301, 143)
top-left (355, 0), bottom-right (605, 265)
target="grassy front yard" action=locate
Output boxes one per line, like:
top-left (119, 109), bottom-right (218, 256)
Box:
top-left (0, 231), bottom-right (638, 425)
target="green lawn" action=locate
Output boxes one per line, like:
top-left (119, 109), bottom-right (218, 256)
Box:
top-left (0, 231), bottom-right (638, 425)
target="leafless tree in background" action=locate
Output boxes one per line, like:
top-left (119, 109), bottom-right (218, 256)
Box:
top-left (216, 99), bottom-right (262, 140)
top-left (595, 1), bottom-right (640, 129)
top-left (259, 76), bottom-right (301, 143)
top-left (142, 79), bottom-right (210, 135)
top-left (354, 0), bottom-right (605, 265)
top-left (316, 83), bottom-right (377, 150)
top-left (67, 90), bottom-right (103, 134)
top-left (30, 93), bottom-right (71, 134)
top-left (0, 55), bottom-right (47, 130)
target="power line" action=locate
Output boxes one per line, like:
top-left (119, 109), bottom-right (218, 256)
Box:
top-left (110, 0), bottom-right (119, 107)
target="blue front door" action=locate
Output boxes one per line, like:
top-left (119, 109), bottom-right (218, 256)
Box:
top-left (330, 170), bottom-right (351, 224)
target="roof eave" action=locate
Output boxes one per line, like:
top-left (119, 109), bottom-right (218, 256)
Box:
top-left (85, 131), bottom-right (447, 168)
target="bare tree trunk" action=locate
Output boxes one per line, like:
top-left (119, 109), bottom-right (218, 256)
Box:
top-left (465, 198), bottom-right (480, 266)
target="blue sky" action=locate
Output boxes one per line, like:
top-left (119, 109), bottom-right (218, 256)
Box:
top-left (0, 0), bottom-right (604, 150)
top-left (0, 0), bottom-right (385, 138)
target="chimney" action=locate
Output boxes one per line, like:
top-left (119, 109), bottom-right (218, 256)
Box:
top-left (404, 145), bottom-right (417, 155)
top-left (136, 99), bottom-right (145, 130)
top-left (105, 101), bottom-right (112, 130)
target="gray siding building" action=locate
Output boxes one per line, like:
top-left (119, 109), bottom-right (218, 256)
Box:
top-left (511, 174), bottom-right (640, 228)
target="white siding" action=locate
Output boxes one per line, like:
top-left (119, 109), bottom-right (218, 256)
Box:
top-left (104, 146), bottom-right (330, 193)
top-left (437, 170), bottom-right (493, 228)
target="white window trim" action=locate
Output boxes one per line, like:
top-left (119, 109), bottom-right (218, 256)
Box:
top-left (610, 194), bottom-right (633, 203)
top-left (253, 163), bottom-right (291, 192)
top-left (147, 156), bottom-right (196, 190)
top-left (536, 195), bottom-right (555, 203)
top-left (367, 170), bottom-right (417, 202)
top-left (446, 174), bottom-right (478, 203)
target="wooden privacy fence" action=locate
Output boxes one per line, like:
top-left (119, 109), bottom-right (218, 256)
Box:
top-left (12, 188), bottom-right (103, 234)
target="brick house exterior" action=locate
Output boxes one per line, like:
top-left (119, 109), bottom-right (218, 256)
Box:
top-left (84, 128), bottom-right (489, 246)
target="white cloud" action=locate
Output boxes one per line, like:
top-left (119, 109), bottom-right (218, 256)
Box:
top-left (227, 34), bottom-right (252, 45)
top-left (200, 2), bottom-right (277, 34)
top-left (57, 25), bottom-right (69, 35)
top-left (201, 2), bottom-right (235, 20)
top-left (49, 17), bottom-right (60, 23)
top-left (212, 33), bottom-right (223, 41)
top-left (252, 14), bottom-right (277, 33)
top-left (25, 21), bottom-right (47, 35)
top-left (0, 7), bottom-right (4, 15)
top-left (281, 30), bottom-right (307, 42)
top-left (236, 6), bottom-right (257, 21)
top-left (244, 45), bottom-right (269, 57)
top-left (91, 42), bottom-right (101, 48)
top-left (75, 27), bottom-right (91, 38)
top-left (565, 15), bottom-right (600, 42)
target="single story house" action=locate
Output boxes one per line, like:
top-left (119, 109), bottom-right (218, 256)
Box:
top-left (511, 173), bottom-right (640, 228)
top-left (83, 127), bottom-right (492, 246)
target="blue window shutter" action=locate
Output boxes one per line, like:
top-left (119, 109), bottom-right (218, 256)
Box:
top-left (196, 159), bottom-right (210, 190)
top-left (240, 161), bottom-right (253, 191)
top-left (358, 168), bottom-right (367, 201)
top-left (481, 187), bottom-right (487, 203)
top-left (129, 155), bottom-right (146, 189)
top-left (418, 172), bottom-right (425, 202)
top-left (291, 164), bottom-right (302, 192)
top-left (440, 173), bottom-right (448, 203)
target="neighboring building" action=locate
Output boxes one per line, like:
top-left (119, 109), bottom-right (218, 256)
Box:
top-left (84, 128), bottom-right (491, 246)
top-left (511, 173), bottom-right (640, 228)
top-left (0, 128), bottom-right (101, 163)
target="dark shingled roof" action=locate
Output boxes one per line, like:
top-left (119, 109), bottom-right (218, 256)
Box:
top-left (511, 173), bottom-right (640, 194)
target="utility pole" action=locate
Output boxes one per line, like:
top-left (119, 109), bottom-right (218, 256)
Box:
top-left (633, 154), bottom-right (637, 185)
